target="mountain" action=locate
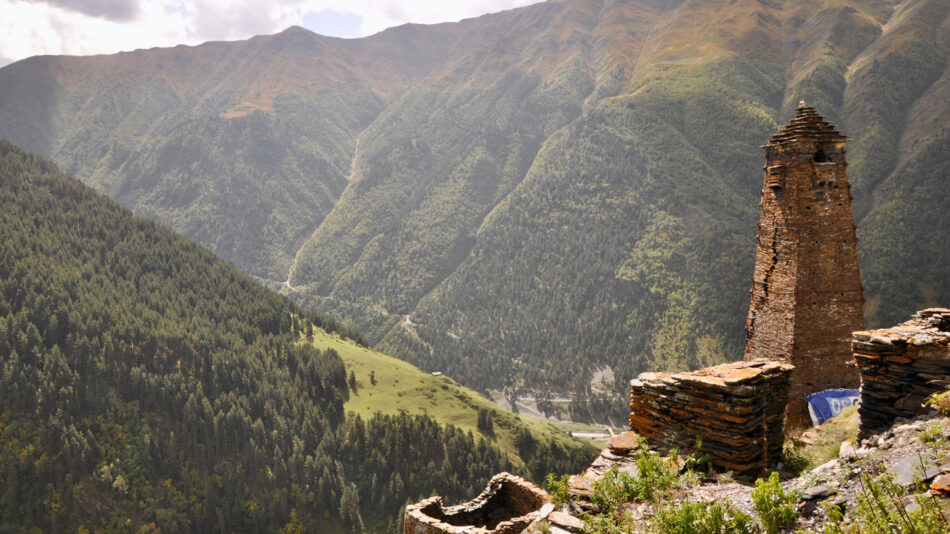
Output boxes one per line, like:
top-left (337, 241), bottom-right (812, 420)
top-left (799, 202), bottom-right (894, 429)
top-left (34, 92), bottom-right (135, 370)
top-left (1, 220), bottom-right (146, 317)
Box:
top-left (1, 0), bottom-right (949, 417)
top-left (0, 141), bottom-right (594, 532)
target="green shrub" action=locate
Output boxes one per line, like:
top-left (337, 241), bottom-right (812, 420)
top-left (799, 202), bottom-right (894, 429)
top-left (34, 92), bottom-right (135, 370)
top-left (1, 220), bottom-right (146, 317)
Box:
top-left (588, 442), bottom-right (687, 513)
top-left (550, 439), bottom-right (727, 533)
top-left (821, 470), bottom-right (950, 534)
top-left (781, 442), bottom-right (810, 477)
top-left (924, 390), bottom-right (950, 417)
top-left (683, 437), bottom-right (712, 474)
top-left (546, 473), bottom-right (573, 507)
top-left (651, 500), bottom-right (758, 534)
top-left (750, 472), bottom-right (797, 534)
top-left (582, 510), bottom-right (634, 534)
top-left (632, 447), bottom-right (684, 502)
top-left (917, 422), bottom-right (946, 445)
top-left (591, 467), bottom-right (642, 513)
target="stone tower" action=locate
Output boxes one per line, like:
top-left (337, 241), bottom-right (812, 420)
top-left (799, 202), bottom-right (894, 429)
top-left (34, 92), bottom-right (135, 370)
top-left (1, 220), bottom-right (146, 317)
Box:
top-left (744, 102), bottom-right (864, 427)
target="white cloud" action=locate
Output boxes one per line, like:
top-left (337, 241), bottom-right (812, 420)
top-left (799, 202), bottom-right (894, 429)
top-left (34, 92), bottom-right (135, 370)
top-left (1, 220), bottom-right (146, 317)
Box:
top-left (25, 0), bottom-right (140, 21)
top-left (181, 0), bottom-right (304, 42)
top-left (337, 0), bottom-right (541, 36)
top-left (0, 1), bottom-right (193, 64)
top-left (0, 0), bottom-right (543, 67)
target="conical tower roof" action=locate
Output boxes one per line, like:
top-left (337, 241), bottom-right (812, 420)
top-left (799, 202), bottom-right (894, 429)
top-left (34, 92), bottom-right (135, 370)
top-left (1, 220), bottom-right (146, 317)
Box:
top-left (766, 101), bottom-right (847, 146)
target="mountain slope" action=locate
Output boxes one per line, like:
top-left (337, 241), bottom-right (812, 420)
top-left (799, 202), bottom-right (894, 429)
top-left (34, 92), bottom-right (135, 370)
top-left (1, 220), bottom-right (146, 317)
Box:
top-left (1, 0), bottom-right (949, 419)
top-left (291, 0), bottom-right (950, 412)
top-left (0, 30), bottom-right (389, 280)
top-left (0, 139), bottom-right (351, 531)
top-left (0, 141), bottom-right (594, 532)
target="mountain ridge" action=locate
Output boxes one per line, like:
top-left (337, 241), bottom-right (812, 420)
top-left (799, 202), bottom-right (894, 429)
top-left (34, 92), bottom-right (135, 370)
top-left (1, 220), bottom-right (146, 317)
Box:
top-left (1, 0), bottom-right (948, 420)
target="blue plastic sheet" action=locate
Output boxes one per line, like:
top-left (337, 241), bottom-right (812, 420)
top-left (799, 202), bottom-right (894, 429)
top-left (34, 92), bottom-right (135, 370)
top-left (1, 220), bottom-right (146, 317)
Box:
top-left (806, 388), bottom-right (860, 426)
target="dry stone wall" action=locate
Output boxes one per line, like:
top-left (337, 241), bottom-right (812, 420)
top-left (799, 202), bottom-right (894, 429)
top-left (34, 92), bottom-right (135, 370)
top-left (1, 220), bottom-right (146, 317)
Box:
top-left (853, 308), bottom-right (950, 437)
top-left (403, 473), bottom-right (549, 534)
top-left (629, 360), bottom-right (793, 476)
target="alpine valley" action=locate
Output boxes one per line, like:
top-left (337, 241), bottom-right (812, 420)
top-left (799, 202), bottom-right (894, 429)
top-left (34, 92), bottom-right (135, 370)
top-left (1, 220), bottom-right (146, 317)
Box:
top-left (0, 140), bottom-right (595, 531)
top-left (2, 0), bottom-right (949, 460)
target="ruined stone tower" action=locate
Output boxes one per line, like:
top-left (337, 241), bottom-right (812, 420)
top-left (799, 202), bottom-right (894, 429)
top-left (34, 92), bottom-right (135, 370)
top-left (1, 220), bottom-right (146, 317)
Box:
top-left (744, 102), bottom-right (864, 427)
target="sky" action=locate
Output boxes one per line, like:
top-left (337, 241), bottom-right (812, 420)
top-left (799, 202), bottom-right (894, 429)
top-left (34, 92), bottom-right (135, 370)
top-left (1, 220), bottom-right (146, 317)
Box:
top-left (0, 0), bottom-right (544, 67)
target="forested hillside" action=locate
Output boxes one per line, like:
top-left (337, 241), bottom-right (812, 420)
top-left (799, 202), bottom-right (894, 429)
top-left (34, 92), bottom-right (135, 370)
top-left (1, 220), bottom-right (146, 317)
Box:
top-left (1, 0), bottom-right (948, 419)
top-left (0, 141), bottom-right (594, 532)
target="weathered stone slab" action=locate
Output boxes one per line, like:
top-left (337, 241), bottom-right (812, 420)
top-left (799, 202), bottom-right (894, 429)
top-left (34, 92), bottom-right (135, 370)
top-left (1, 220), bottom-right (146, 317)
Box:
top-left (889, 453), bottom-right (944, 487)
top-left (931, 474), bottom-right (950, 496)
top-left (547, 511), bottom-right (585, 532)
top-left (567, 475), bottom-right (594, 498)
top-left (838, 441), bottom-right (856, 460)
top-left (608, 431), bottom-right (639, 453)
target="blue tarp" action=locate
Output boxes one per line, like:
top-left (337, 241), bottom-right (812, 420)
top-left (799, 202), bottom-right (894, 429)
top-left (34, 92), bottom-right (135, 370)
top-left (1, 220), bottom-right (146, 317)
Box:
top-left (806, 388), bottom-right (860, 426)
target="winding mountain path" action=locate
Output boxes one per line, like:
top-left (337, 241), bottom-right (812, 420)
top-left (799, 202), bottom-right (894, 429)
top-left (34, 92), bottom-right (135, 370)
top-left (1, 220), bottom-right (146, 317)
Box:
top-left (283, 128), bottom-right (367, 291)
top-left (401, 314), bottom-right (435, 358)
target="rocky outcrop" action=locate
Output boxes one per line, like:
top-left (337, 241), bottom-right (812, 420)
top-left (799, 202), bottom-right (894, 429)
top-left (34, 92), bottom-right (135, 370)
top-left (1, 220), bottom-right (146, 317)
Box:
top-left (629, 360), bottom-right (793, 475)
top-left (852, 308), bottom-right (950, 437)
top-left (403, 473), bottom-right (549, 534)
top-left (566, 432), bottom-right (644, 506)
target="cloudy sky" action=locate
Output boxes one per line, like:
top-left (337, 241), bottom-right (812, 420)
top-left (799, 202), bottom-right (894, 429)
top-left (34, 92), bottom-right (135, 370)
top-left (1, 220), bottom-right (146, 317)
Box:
top-left (0, 0), bottom-right (543, 66)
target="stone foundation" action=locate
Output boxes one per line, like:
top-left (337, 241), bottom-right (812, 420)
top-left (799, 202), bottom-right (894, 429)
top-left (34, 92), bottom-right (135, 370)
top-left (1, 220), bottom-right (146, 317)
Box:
top-left (629, 360), bottom-right (793, 476)
top-left (853, 308), bottom-right (950, 437)
top-left (403, 472), bottom-right (549, 534)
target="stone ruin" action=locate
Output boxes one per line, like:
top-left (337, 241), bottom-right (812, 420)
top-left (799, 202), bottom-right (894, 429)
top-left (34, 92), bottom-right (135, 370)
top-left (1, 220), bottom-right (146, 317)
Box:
top-left (623, 103), bottom-right (863, 474)
top-left (853, 308), bottom-right (950, 437)
top-left (403, 473), bottom-right (549, 534)
top-left (401, 104), bottom-right (895, 530)
top-left (628, 360), bottom-right (793, 475)
top-left (566, 431), bottom-right (654, 505)
top-left (743, 102), bottom-right (864, 427)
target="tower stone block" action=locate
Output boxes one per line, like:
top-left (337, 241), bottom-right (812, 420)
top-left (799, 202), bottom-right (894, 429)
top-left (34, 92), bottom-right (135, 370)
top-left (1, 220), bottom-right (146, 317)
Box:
top-left (744, 103), bottom-right (864, 427)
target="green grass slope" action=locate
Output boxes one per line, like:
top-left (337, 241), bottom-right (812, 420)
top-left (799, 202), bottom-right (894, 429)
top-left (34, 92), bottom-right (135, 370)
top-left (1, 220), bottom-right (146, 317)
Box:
top-left (311, 328), bottom-right (597, 474)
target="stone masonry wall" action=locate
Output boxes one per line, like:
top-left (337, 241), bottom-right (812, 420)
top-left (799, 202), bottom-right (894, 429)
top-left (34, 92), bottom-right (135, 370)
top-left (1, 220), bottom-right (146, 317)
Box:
top-left (403, 473), bottom-right (549, 534)
top-left (853, 308), bottom-right (950, 437)
top-left (629, 360), bottom-right (793, 476)
top-left (744, 104), bottom-right (864, 427)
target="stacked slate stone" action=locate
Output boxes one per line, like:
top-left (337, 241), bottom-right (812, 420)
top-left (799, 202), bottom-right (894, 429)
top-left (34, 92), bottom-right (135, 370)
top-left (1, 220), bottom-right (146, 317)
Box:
top-left (629, 360), bottom-right (794, 476)
top-left (567, 432), bottom-right (643, 507)
top-left (853, 308), bottom-right (950, 437)
top-left (403, 472), bottom-right (549, 534)
top-left (744, 102), bottom-right (864, 428)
